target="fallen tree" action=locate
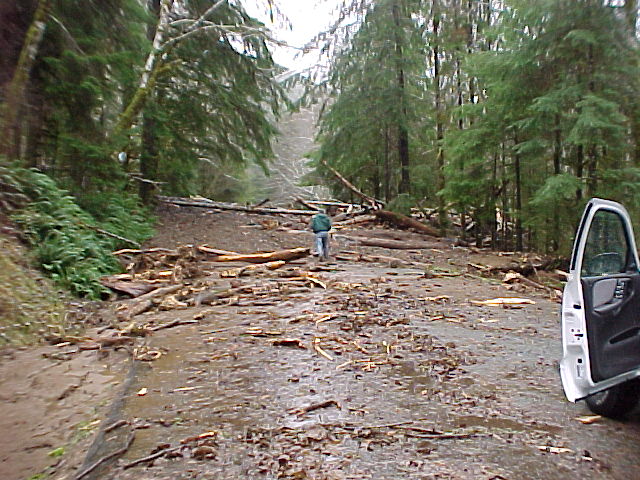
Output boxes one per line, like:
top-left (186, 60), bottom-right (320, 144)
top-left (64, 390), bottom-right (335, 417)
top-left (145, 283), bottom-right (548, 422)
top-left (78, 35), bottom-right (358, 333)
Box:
top-left (213, 247), bottom-right (310, 264)
top-left (320, 159), bottom-right (384, 209)
top-left (374, 210), bottom-right (441, 238)
top-left (332, 215), bottom-right (377, 229)
top-left (159, 196), bottom-right (316, 216)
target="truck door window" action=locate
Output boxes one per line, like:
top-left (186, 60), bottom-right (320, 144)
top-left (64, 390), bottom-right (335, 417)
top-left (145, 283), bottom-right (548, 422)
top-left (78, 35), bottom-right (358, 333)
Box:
top-left (581, 210), bottom-right (629, 277)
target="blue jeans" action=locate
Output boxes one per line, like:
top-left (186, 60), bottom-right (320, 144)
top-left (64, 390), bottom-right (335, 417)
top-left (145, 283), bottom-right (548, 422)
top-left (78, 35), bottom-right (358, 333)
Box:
top-left (315, 231), bottom-right (330, 260)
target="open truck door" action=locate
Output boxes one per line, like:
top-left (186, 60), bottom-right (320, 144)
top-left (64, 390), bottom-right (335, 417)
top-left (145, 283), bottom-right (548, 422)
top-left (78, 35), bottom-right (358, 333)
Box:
top-left (561, 198), bottom-right (640, 418)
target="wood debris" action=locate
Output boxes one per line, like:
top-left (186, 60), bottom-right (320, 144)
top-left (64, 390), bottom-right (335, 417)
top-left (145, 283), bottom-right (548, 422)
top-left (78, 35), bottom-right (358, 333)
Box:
top-left (244, 328), bottom-right (283, 336)
top-left (312, 337), bottom-right (334, 361)
top-left (214, 247), bottom-right (310, 264)
top-left (288, 399), bottom-right (341, 416)
top-left (374, 209), bottom-right (440, 237)
top-left (117, 284), bottom-right (182, 320)
top-left (536, 445), bottom-right (573, 454)
top-left (220, 260), bottom-right (286, 278)
top-left (575, 415), bottom-right (602, 425)
top-left (471, 297), bottom-right (536, 307)
top-left (160, 195), bottom-right (318, 216)
top-left (133, 346), bottom-right (163, 361)
top-left (272, 338), bottom-right (306, 348)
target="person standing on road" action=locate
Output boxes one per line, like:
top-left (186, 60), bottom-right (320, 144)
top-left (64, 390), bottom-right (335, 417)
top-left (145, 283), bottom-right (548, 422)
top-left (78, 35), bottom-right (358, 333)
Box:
top-left (310, 209), bottom-right (332, 261)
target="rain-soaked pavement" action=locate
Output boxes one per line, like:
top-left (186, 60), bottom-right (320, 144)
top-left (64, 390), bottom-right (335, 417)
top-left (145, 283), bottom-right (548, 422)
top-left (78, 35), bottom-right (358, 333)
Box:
top-left (76, 255), bottom-right (640, 480)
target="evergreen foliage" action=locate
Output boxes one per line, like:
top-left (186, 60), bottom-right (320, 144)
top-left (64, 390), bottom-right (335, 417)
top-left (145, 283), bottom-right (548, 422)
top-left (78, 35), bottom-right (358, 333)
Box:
top-left (1, 0), bottom-right (288, 301)
top-left (146, 0), bottom-right (284, 198)
top-left (8, 166), bottom-right (153, 298)
top-left (314, 0), bottom-right (640, 253)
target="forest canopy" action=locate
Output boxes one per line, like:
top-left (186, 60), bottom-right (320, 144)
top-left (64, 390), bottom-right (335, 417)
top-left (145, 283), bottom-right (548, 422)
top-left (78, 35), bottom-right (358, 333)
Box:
top-left (0, 0), bottom-right (286, 297)
top-left (313, 0), bottom-right (640, 253)
top-left (2, 0), bottom-right (640, 292)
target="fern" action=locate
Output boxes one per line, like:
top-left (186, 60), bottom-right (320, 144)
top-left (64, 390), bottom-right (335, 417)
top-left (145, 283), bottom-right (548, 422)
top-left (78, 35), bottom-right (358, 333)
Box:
top-left (7, 167), bottom-right (154, 298)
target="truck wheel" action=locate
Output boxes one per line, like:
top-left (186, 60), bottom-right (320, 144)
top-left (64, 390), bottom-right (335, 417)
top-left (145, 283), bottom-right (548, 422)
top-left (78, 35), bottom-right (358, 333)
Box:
top-left (585, 379), bottom-right (640, 419)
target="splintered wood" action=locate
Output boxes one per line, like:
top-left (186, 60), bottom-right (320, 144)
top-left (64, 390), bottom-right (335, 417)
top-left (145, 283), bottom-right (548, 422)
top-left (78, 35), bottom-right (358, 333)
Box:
top-left (471, 297), bottom-right (536, 307)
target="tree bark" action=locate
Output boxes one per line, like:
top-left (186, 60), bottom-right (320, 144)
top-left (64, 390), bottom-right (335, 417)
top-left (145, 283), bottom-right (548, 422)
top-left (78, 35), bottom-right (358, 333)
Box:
top-left (1, 0), bottom-right (50, 161)
top-left (514, 132), bottom-right (523, 252)
top-left (139, 0), bottom-right (161, 204)
top-left (552, 114), bottom-right (562, 252)
top-left (214, 247), bottom-right (310, 264)
top-left (576, 144), bottom-right (584, 201)
top-left (114, 0), bottom-right (234, 136)
top-left (624, 0), bottom-right (638, 35)
top-left (433, 0), bottom-right (447, 233)
top-left (384, 125), bottom-right (391, 201)
top-left (392, 1), bottom-right (410, 194)
top-left (374, 210), bottom-right (441, 237)
top-left (159, 196), bottom-right (318, 215)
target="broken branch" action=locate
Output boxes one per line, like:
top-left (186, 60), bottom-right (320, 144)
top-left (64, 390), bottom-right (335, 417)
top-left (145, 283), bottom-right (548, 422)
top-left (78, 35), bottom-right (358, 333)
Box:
top-left (288, 399), bottom-right (340, 416)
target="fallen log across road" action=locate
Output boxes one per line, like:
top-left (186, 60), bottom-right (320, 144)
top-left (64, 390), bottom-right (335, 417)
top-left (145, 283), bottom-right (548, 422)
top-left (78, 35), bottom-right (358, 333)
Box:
top-left (374, 210), bottom-right (441, 237)
top-left (213, 247), bottom-right (310, 263)
top-left (159, 196), bottom-right (317, 216)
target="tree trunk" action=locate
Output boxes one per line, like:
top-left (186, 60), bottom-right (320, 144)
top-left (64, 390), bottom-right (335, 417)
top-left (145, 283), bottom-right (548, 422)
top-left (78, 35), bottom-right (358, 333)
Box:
top-left (501, 142), bottom-right (509, 250)
top-left (1, 0), bottom-right (50, 161)
top-left (159, 196), bottom-right (318, 215)
top-left (514, 132), bottom-right (523, 252)
top-left (491, 152), bottom-right (498, 249)
top-left (374, 209), bottom-right (441, 237)
top-left (113, 0), bottom-right (174, 136)
top-left (552, 114), bottom-right (561, 252)
top-left (320, 159), bottom-right (384, 208)
top-left (586, 145), bottom-right (598, 198)
top-left (624, 0), bottom-right (638, 36)
top-left (384, 125), bottom-right (391, 201)
top-left (339, 236), bottom-right (436, 250)
top-left (140, 110), bottom-right (159, 203)
top-left (392, 1), bottom-right (410, 194)
top-left (114, 0), bottom-right (230, 137)
top-left (433, 0), bottom-right (447, 233)
top-left (576, 144), bottom-right (584, 201)
top-left (139, 0), bottom-right (161, 204)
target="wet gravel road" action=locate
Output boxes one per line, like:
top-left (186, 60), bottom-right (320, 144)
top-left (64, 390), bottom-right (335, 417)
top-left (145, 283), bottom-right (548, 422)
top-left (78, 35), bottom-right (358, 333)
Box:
top-left (77, 251), bottom-right (640, 480)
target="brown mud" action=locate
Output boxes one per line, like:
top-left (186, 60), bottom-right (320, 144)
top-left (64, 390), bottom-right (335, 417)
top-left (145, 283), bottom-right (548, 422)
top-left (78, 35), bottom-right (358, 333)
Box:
top-left (2, 204), bottom-right (640, 480)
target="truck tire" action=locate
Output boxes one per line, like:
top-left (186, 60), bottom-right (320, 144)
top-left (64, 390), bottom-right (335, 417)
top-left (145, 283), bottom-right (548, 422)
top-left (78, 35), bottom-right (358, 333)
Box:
top-left (585, 379), bottom-right (640, 419)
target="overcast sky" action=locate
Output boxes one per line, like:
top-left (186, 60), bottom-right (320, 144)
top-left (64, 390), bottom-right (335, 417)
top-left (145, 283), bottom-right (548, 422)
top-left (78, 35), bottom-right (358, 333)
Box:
top-left (244, 0), bottom-right (340, 70)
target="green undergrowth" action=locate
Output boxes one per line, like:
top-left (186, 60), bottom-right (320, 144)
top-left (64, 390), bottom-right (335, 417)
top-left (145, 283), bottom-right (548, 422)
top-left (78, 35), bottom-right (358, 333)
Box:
top-left (2, 165), bottom-right (155, 300)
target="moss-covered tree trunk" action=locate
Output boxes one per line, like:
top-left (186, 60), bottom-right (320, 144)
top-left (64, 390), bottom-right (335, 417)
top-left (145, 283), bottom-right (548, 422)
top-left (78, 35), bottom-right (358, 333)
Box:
top-left (0, 0), bottom-right (50, 162)
top-left (139, 0), bottom-right (161, 204)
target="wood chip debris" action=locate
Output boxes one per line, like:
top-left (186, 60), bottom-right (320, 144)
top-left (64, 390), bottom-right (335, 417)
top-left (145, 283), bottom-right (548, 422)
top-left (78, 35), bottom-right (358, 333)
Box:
top-left (536, 445), bottom-right (573, 454)
top-left (575, 415), bottom-right (602, 425)
top-left (244, 328), bottom-right (283, 336)
top-left (313, 337), bottom-right (334, 361)
top-left (471, 297), bottom-right (536, 306)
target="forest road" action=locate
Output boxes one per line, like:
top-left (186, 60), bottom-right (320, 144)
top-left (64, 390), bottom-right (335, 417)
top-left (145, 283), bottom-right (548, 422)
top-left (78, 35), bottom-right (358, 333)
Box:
top-left (52, 206), bottom-right (640, 480)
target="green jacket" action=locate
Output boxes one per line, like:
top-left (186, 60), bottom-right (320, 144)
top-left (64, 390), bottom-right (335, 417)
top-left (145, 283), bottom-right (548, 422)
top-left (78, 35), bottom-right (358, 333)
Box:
top-left (311, 213), bottom-right (331, 233)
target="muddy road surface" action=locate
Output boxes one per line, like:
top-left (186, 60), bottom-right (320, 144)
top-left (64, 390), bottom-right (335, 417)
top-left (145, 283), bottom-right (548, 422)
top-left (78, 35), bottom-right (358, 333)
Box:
top-left (3, 205), bottom-right (640, 480)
